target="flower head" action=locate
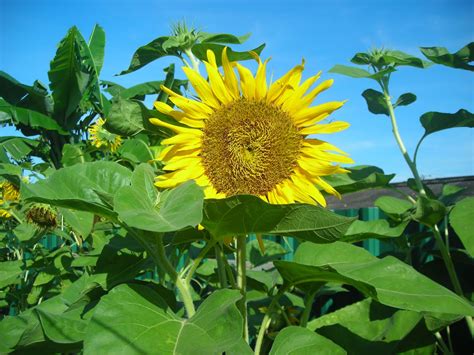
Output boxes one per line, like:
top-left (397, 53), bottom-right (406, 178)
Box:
top-left (0, 181), bottom-right (20, 202)
top-left (151, 49), bottom-right (353, 206)
top-left (0, 199), bottom-right (12, 219)
top-left (89, 118), bottom-right (122, 153)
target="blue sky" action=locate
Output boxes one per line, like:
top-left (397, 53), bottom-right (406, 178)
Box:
top-left (1, 0), bottom-right (473, 181)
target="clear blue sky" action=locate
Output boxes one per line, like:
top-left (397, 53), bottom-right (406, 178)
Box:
top-left (1, 0), bottom-right (473, 181)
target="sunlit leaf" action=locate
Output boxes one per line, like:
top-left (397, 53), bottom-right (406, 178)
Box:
top-left (450, 197), bottom-right (474, 257)
top-left (275, 242), bottom-right (474, 316)
top-left (421, 42), bottom-right (474, 71)
top-left (269, 326), bottom-right (345, 355)
top-left (202, 195), bottom-right (354, 242)
top-left (83, 285), bottom-right (243, 354)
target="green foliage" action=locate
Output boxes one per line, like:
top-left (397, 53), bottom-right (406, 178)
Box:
top-left (361, 89), bottom-right (389, 115)
top-left (275, 242), bottom-right (474, 315)
top-left (202, 195), bottom-right (354, 241)
top-left (269, 326), bottom-right (345, 354)
top-left (450, 197), bottom-right (474, 257)
top-left (421, 42), bottom-right (474, 71)
top-left (1, 25), bottom-right (472, 355)
top-left (84, 285), bottom-right (243, 354)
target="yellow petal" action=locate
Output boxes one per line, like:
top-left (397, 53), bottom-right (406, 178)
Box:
top-left (161, 133), bottom-right (202, 146)
top-left (236, 63), bottom-right (256, 99)
top-left (299, 121), bottom-right (350, 135)
top-left (282, 72), bottom-right (321, 112)
top-left (293, 101), bottom-right (345, 125)
top-left (297, 158), bottom-right (343, 176)
top-left (314, 176), bottom-right (341, 199)
top-left (206, 49), bottom-right (218, 69)
top-left (298, 79), bottom-right (334, 109)
top-left (267, 62), bottom-right (304, 103)
top-left (149, 118), bottom-right (202, 135)
top-left (291, 172), bottom-right (327, 206)
top-left (303, 139), bottom-right (349, 155)
top-left (301, 146), bottom-right (354, 164)
top-left (222, 47), bottom-right (240, 98)
top-left (157, 88), bottom-right (214, 118)
top-left (203, 61), bottom-right (234, 104)
top-left (164, 156), bottom-right (202, 171)
top-left (182, 66), bottom-right (221, 108)
top-left (255, 58), bottom-right (270, 100)
top-left (154, 102), bottom-right (205, 128)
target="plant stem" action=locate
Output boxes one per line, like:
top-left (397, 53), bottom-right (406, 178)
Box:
top-left (236, 235), bottom-right (248, 343)
top-left (300, 289), bottom-right (317, 328)
top-left (383, 93), bottom-right (425, 195)
top-left (435, 332), bottom-right (452, 355)
top-left (214, 243), bottom-right (228, 288)
top-left (383, 91), bottom-right (474, 337)
top-left (255, 287), bottom-right (287, 355)
top-left (184, 48), bottom-right (200, 73)
top-left (156, 237), bottom-right (196, 317)
top-left (184, 240), bottom-right (216, 284)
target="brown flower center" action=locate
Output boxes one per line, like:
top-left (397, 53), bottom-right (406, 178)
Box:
top-left (201, 99), bottom-right (302, 196)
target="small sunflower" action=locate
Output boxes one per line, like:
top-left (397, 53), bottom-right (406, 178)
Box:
top-left (89, 118), bottom-right (122, 153)
top-left (150, 49), bottom-right (353, 206)
top-left (0, 199), bottom-right (12, 219)
top-left (0, 181), bottom-right (20, 202)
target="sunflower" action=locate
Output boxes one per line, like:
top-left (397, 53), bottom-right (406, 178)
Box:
top-left (0, 199), bottom-right (11, 219)
top-left (0, 181), bottom-right (20, 202)
top-left (150, 49), bottom-right (353, 206)
top-left (89, 118), bottom-right (122, 153)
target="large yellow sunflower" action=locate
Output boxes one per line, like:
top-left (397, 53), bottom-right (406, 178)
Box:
top-left (150, 49), bottom-right (353, 206)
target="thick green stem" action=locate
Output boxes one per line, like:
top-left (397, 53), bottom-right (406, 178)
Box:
top-left (184, 48), bottom-right (200, 73)
top-left (156, 237), bottom-right (196, 317)
top-left (300, 289), bottom-right (317, 328)
top-left (236, 235), bottom-right (248, 343)
top-left (383, 91), bottom-right (473, 337)
top-left (214, 243), bottom-right (228, 288)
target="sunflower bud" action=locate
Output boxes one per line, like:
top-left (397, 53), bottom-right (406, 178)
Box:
top-left (26, 204), bottom-right (58, 229)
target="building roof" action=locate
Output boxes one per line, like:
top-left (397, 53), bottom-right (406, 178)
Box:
top-left (326, 175), bottom-right (474, 209)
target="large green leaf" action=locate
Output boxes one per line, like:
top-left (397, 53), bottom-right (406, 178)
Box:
top-left (114, 164), bottom-right (204, 232)
top-left (88, 24), bottom-right (106, 75)
top-left (0, 260), bottom-right (23, 288)
top-left (323, 165), bottom-right (395, 194)
top-left (83, 284), bottom-right (243, 354)
top-left (328, 65), bottom-right (394, 80)
top-left (307, 298), bottom-right (435, 355)
top-left (420, 42), bottom-right (474, 71)
top-left (381, 50), bottom-right (432, 68)
top-left (192, 43), bottom-right (266, 67)
top-left (450, 197), bottom-right (474, 257)
top-left (59, 208), bottom-right (94, 237)
top-left (420, 109), bottom-right (474, 137)
top-left (274, 242), bottom-right (474, 315)
top-left (21, 161), bottom-right (132, 217)
top-left (362, 89), bottom-right (389, 115)
top-left (375, 196), bottom-right (413, 222)
top-left (119, 36), bottom-right (179, 75)
top-left (119, 81), bottom-right (164, 100)
top-left (343, 219), bottom-right (409, 242)
top-left (117, 138), bottom-right (154, 163)
top-left (0, 136), bottom-right (40, 162)
top-left (413, 196), bottom-right (446, 227)
top-left (48, 26), bottom-right (90, 126)
top-left (0, 98), bottom-right (67, 134)
top-left (269, 326), bottom-right (345, 355)
top-left (199, 32), bottom-right (250, 44)
top-left (202, 195), bottom-right (354, 242)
